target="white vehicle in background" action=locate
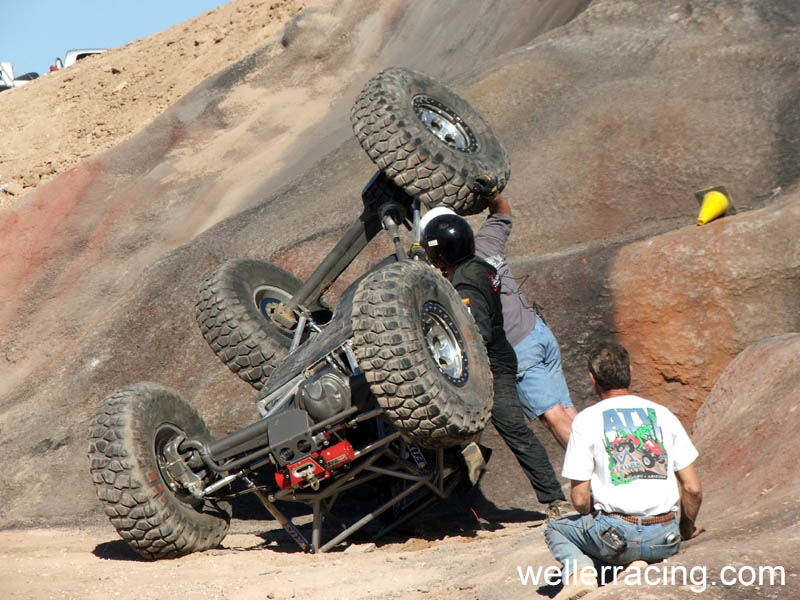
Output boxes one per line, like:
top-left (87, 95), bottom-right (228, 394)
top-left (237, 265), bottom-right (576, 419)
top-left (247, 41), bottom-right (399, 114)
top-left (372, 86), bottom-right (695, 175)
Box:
top-left (60, 48), bottom-right (106, 68)
top-left (0, 62), bottom-right (39, 91)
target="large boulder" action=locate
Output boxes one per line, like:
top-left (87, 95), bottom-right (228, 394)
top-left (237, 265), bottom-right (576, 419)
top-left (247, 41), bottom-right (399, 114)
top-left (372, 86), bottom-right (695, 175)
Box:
top-left (692, 333), bottom-right (800, 526)
top-left (498, 188), bottom-right (800, 427)
top-left (610, 190), bottom-right (800, 424)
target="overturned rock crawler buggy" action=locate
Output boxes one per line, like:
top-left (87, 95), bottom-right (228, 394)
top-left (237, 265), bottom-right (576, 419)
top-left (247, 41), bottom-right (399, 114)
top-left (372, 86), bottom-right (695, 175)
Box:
top-left (88, 68), bottom-right (510, 558)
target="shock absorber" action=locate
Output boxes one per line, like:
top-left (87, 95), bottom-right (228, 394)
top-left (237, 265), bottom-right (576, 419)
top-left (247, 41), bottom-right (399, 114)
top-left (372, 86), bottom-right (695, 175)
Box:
top-left (380, 202), bottom-right (407, 260)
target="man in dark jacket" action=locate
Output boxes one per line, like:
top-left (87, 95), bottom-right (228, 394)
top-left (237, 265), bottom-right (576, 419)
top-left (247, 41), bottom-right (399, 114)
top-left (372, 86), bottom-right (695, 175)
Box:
top-left (421, 211), bottom-right (568, 518)
top-left (421, 198), bottom-right (576, 449)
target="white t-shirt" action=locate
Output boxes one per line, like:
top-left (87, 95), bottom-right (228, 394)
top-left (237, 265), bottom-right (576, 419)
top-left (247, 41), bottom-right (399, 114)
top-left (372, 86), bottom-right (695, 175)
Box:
top-left (562, 395), bottom-right (698, 515)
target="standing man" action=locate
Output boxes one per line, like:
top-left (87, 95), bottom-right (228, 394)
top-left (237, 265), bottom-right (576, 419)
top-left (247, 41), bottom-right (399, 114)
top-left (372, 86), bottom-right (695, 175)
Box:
top-left (477, 194), bottom-right (576, 449)
top-left (421, 211), bottom-right (569, 519)
top-left (422, 196), bottom-right (576, 449)
top-left (545, 341), bottom-right (703, 599)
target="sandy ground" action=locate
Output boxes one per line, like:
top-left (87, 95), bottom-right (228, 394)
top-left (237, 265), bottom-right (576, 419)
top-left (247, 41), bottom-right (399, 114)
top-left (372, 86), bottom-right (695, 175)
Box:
top-left (2, 2), bottom-right (798, 598)
top-left (0, 0), bottom-right (308, 210)
top-left (1, 519), bottom-right (556, 600)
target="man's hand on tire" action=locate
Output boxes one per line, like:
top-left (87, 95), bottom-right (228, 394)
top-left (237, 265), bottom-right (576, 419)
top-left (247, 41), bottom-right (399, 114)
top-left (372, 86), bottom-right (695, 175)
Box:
top-left (471, 174), bottom-right (499, 199)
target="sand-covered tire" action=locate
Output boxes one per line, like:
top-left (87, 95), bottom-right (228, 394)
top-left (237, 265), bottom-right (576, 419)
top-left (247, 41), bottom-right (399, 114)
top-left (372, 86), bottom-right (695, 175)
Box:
top-left (352, 260), bottom-right (493, 448)
top-left (196, 259), bottom-right (305, 389)
top-left (87, 383), bottom-right (231, 560)
top-left (351, 67), bottom-right (510, 216)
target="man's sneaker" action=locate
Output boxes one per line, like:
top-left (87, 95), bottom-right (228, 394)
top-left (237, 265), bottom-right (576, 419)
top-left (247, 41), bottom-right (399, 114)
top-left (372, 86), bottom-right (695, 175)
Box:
top-left (546, 499), bottom-right (574, 520)
top-left (461, 442), bottom-right (487, 486)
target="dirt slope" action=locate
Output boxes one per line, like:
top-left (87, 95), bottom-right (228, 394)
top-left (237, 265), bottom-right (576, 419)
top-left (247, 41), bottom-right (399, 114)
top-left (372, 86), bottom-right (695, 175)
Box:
top-left (0, 0), bottom-right (592, 527)
top-left (0, 0), bottom-right (308, 209)
top-left (1, 1), bottom-right (799, 598)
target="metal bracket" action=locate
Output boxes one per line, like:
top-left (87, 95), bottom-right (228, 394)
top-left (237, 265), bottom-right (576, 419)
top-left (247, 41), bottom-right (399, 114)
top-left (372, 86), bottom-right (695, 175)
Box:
top-left (161, 436), bottom-right (205, 499)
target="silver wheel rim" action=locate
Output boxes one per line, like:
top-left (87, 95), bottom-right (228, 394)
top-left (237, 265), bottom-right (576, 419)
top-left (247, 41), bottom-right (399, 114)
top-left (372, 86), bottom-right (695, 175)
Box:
top-left (412, 95), bottom-right (478, 153)
top-left (422, 301), bottom-right (468, 386)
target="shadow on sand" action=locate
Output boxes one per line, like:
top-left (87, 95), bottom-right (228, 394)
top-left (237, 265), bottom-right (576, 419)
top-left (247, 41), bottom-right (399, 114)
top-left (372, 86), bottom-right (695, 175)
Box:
top-left (92, 482), bottom-right (548, 560)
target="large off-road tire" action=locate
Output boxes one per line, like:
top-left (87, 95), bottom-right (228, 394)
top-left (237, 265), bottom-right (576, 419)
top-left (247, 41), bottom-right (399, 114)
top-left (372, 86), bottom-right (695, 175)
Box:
top-left (88, 383), bottom-right (232, 560)
top-left (351, 67), bottom-right (510, 216)
top-left (352, 260), bottom-right (493, 448)
top-left (195, 259), bottom-right (309, 389)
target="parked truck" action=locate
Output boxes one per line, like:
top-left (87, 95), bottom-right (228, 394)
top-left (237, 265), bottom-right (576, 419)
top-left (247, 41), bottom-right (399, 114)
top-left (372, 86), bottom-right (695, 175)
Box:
top-left (49, 48), bottom-right (106, 71)
top-left (0, 62), bottom-right (38, 91)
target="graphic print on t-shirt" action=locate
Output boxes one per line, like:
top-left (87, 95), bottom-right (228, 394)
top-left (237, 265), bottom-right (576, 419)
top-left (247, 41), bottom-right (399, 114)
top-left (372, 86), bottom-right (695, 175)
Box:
top-left (602, 407), bottom-right (668, 485)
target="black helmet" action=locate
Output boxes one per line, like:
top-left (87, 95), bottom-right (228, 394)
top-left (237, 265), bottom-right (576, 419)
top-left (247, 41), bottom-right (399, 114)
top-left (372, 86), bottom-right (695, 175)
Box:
top-left (422, 213), bottom-right (475, 268)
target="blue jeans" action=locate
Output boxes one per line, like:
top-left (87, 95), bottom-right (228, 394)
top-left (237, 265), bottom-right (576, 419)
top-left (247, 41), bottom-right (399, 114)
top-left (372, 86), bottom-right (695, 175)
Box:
top-left (513, 321), bottom-right (573, 419)
top-left (545, 513), bottom-right (681, 579)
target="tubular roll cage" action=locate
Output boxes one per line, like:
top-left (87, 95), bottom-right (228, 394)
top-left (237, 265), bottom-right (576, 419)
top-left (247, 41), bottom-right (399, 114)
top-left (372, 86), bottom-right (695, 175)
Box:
top-left (165, 172), bottom-right (459, 553)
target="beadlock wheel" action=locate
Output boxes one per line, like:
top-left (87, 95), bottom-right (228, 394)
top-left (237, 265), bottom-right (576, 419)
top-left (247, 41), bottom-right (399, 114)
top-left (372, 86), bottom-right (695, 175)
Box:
top-left (352, 261), bottom-right (493, 448)
top-left (351, 67), bottom-right (510, 215)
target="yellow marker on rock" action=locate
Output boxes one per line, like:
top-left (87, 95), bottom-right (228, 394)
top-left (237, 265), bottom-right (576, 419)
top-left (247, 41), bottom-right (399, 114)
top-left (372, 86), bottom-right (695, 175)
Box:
top-left (695, 186), bottom-right (736, 226)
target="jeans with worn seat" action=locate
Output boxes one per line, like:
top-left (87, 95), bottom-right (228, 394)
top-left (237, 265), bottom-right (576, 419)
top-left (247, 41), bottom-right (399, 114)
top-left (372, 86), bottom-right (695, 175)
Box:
top-left (545, 512), bottom-right (681, 579)
top-left (513, 320), bottom-right (573, 419)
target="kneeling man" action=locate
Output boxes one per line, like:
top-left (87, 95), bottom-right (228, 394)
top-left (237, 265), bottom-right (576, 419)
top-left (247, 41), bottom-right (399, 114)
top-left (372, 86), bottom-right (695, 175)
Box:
top-left (545, 341), bottom-right (703, 599)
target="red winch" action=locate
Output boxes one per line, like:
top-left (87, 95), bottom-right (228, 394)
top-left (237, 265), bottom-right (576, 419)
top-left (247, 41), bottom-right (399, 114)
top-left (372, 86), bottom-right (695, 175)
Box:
top-left (275, 440), bottom-right (356, 490)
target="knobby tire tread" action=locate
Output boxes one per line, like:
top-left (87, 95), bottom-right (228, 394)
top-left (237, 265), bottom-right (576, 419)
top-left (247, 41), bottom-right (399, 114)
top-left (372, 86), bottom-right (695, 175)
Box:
top-left (351, 68), bottom-right (510, 216)
top-left (87, 383), bottom-right (231, 560)
top-left (352, 261), bottom-right (492, 448)
top-left (195, 259), bottom-right (299, 389)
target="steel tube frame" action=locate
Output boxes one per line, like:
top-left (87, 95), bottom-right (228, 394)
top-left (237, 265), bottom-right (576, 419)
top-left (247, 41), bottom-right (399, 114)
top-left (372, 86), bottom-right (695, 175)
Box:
top-left (279, 211), bottom-right (382, 319)
top-left (253, 431), bottom-right (460, 553)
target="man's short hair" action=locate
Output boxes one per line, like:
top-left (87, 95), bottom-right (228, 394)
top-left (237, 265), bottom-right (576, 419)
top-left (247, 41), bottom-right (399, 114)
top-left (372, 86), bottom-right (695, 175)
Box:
top-left (588, 341), bottom-right (630, 392)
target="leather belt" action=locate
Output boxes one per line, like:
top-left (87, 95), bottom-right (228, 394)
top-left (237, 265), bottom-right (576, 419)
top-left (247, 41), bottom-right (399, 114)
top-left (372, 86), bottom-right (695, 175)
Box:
top-left (604, 511), bottom-right (676, 525)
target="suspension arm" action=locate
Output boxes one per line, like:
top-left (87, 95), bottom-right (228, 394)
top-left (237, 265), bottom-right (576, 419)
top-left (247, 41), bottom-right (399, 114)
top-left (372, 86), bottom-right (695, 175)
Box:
top-left (272, 211), bottom-right (383, 329)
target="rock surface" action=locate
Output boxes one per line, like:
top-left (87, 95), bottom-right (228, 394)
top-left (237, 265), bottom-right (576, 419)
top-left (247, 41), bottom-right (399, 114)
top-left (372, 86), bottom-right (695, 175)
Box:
top-left (692, 333), bottom-right (800, 531)
top-left (1, 1), bottom-right (799, 598)
top-left (611, 193), bottom-right (800, 425)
